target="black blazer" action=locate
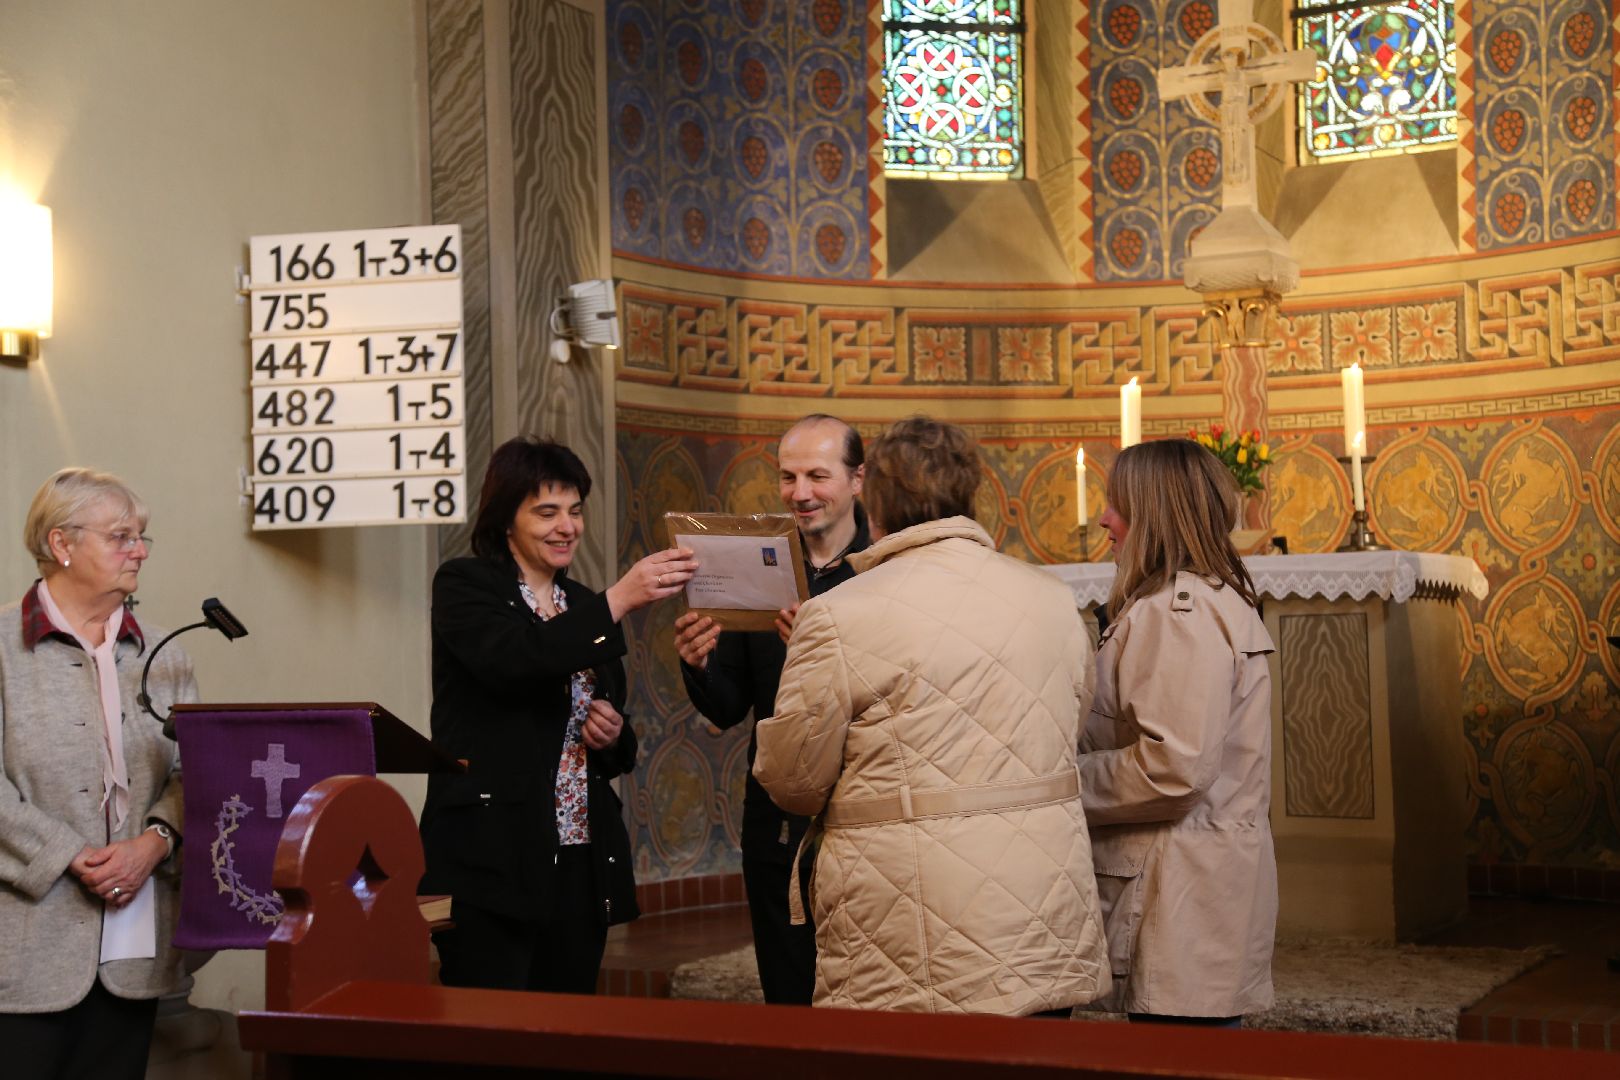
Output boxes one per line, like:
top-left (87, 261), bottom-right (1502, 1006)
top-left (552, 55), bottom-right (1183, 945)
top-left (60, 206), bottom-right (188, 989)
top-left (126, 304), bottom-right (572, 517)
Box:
top-left (680, 506), bottom-right (870, 862)
top-left (419, 556), bottom-right (639, 926)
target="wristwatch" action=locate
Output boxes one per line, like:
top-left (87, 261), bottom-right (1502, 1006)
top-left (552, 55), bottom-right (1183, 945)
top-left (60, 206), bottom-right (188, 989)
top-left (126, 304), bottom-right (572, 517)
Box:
top-left (145, 821), bottom-right (177, 860)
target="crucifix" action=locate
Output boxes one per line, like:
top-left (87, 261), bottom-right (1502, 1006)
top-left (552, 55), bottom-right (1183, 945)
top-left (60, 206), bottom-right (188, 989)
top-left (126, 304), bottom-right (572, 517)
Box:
top-left (251, 742), bottom-right (302, 819)
top-left (1157, 0), bottom-right (1317, 213)
top-left (1157, 0), bottom-right (1316, 541)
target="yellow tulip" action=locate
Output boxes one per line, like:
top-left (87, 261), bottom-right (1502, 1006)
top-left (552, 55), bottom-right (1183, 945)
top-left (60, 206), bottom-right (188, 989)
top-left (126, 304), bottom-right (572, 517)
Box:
top-left (1258, 443), bottom-right (1270, 460)
top-left (1237, 448), bottom-right (1248, 464)
top-left (1240, 431), bottom-right (1252, 446)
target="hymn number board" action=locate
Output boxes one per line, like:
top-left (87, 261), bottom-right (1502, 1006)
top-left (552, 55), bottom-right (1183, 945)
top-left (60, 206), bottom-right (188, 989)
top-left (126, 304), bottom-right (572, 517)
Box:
top-left (246, 225), bottom-right (467, 530)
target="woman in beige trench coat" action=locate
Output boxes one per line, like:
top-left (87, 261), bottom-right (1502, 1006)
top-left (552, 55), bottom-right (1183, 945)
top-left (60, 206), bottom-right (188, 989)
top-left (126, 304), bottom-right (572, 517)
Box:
top-left (1082, 439), bottom-right (1278, 1027)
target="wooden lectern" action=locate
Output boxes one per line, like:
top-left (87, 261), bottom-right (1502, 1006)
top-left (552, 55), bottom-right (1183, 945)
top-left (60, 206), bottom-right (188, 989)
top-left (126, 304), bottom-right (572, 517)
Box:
top-left (168, 702), bottom-right (461, 951)
top-left (169, 701), bottom-right (465, 774)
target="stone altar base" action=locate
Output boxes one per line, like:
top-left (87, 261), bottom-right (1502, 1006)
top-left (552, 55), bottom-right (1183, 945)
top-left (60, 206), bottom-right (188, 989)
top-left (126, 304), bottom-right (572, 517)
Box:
top-left (1265, 589), bottom-right (1468, 940)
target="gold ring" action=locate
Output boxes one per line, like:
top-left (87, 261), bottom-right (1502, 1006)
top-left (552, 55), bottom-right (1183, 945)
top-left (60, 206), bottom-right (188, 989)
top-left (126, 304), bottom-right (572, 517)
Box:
top-left (659, 573), bottom-right (666, 586)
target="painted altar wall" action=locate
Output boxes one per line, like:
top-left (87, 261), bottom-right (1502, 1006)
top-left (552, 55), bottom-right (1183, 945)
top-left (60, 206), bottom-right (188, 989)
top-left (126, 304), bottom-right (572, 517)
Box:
top-left (605, 0), bottom-right (1620, 880)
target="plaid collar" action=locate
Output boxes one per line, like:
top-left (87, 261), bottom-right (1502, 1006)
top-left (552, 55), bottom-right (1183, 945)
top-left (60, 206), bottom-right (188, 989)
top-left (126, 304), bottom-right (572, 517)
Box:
top-left (21, 580), bottom-right (146, 653)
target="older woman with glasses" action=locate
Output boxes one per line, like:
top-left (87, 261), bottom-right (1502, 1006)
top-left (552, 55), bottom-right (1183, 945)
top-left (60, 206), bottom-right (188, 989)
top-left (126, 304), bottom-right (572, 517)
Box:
top-left (0, 468), bottom-right (195, 1080)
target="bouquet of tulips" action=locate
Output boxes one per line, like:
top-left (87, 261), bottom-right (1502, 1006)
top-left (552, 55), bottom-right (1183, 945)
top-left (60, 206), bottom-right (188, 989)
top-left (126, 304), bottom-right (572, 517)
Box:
top-left (1188, 424), bottom-right (1271, 496)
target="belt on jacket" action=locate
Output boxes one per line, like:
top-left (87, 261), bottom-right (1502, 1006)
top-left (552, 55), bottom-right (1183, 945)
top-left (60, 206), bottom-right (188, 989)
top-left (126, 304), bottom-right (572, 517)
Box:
top-left (822, 767), bottom-right (1081, 827)
top-left (788, 767), bottom-right (1081, 925)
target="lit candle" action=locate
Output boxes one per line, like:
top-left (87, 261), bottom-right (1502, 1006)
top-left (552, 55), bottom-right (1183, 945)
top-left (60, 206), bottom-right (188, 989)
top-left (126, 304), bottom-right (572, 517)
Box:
top-left (1340, 363), bottom-right (1365, 453)
top-left (1120, 377), bottom-right (1141, 448)
top-left (1075, 446), bottom-right (1088, 527)
top-left (1350, 430), bottom-right (1366, 513)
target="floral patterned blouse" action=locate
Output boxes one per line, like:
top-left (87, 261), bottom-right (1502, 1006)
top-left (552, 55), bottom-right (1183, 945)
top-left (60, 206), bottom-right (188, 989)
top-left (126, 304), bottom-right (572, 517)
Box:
top-left (519, 579), bottom-right (593, 845)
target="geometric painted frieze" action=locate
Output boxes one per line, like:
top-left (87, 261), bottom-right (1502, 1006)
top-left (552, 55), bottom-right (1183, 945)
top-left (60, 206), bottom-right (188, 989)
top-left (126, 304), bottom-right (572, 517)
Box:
top-left (618, 246), bottom-right (1620, 401)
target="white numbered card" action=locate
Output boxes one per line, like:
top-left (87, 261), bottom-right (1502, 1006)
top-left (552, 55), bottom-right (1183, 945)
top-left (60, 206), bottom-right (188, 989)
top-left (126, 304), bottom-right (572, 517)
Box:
top-left (245, 225), bottom-right (467, 530)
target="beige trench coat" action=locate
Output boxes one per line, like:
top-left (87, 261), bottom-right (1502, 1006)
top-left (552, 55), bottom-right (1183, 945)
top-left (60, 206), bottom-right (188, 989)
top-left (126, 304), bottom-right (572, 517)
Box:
top-left (754, 517), bottom-right (1110, 1014)
top-left (1079, 571), bottom-right (1277, 1017)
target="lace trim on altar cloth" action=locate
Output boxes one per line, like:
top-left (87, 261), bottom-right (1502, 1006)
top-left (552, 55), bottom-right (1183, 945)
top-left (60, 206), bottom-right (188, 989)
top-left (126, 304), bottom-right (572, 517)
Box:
top-left (1045, 552), bottom-right (1490, 609)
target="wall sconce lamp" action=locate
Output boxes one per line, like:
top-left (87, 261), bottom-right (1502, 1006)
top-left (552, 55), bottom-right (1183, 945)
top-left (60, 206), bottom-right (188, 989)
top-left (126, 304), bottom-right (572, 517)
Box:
top-left (0, 199), bottom-right (53, 363)
top-left (1203, 287), bottom-right (1278, 351)
top-left (546, 278), bottom-right (620, 363)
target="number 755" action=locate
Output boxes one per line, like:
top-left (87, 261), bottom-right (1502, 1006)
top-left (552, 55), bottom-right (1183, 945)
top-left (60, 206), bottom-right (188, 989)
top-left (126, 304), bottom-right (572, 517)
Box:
top-left (257, 293), bottom-right (329, 333)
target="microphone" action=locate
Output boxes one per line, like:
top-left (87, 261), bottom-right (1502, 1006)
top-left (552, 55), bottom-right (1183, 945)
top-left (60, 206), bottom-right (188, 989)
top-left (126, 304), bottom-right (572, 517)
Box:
top-left (138, 597), bottom-right (250, 737)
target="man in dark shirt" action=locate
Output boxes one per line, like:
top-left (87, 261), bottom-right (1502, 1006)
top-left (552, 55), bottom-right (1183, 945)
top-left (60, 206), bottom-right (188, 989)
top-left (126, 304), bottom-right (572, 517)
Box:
top-left (674, 414), bottom-right (869, 1005)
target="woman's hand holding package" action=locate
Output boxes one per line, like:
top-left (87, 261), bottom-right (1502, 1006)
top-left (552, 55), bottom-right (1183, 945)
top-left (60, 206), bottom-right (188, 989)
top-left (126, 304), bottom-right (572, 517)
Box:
top-left (606, 547), bottom-right (699, 621)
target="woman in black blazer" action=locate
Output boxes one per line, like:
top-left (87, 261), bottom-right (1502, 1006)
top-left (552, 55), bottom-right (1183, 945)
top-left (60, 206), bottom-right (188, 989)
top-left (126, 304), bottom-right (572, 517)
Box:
top-left (420, 437), bottom-right (696, 993)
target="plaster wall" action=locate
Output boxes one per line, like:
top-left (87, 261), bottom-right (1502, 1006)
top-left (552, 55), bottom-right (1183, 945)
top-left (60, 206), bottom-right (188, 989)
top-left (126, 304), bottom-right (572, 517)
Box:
top-left (0, 0), bottom-right (430, 1011)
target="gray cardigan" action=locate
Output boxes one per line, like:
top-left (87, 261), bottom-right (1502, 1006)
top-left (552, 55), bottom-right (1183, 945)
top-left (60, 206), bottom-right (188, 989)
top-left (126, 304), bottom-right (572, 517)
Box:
top-left (0, 590), bottom-right (195, 1013)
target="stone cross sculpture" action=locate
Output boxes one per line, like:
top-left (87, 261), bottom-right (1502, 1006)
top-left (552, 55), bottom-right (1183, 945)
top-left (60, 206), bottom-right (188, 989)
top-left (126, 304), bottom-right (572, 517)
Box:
top-left (1158, 0), bottom-right (1316, 294)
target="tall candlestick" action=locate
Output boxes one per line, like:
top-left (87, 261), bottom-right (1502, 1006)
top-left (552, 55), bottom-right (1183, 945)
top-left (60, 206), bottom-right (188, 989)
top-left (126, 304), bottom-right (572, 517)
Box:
top-left (1341, 362), bottom-right (1365, 453)
top-left (1075, 446), bottom-right (1088, 526)
top-left (1120, 377), bottom-right (1141, 448)
top-left (1350, 430), bottom-right (1366, 513)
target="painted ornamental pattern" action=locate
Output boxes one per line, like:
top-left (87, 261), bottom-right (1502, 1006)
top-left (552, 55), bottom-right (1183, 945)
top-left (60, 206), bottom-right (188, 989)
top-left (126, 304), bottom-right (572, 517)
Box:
top-left (608, 0), bottom-right (871, 279)
top-left (1468, 0), bottom-right (1615, 249)
top-left (1088, 0), bottom-right (1224, 282)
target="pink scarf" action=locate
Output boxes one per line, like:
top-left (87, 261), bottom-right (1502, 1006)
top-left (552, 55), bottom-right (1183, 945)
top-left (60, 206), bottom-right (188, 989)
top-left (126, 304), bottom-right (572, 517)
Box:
top-left (36, 579), bottom-right (131, 830)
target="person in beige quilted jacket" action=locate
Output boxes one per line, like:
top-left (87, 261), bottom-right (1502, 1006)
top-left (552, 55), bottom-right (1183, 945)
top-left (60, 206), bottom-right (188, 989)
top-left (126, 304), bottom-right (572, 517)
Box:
top-left (753, 416), bottom-right (1111, 1015)
top-left (1082, 438), bottom-right (1278, 1027)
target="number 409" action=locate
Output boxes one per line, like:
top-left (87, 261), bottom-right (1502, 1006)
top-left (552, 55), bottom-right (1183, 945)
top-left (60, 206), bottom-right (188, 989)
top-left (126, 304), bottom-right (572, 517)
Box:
top-left (254, 485), bottom-right (334, 524)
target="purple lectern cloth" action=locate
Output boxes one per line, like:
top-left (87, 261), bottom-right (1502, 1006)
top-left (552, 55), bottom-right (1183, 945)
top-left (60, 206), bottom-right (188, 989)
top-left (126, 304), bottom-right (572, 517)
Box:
top-left (172, 708), bottom-right (376, 950)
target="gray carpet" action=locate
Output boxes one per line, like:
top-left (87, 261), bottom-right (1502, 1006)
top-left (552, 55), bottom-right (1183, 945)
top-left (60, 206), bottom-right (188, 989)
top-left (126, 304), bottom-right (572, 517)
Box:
top-left (669, 937), bottom-right (1555, 1040)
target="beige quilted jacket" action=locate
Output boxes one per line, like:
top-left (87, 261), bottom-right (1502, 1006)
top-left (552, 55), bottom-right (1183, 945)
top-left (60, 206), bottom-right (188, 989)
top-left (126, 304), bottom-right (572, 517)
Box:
top-left (1080, 571), bottom-right (1278, 1018)
top-left (754, 517), bottom-right (1111, 1014)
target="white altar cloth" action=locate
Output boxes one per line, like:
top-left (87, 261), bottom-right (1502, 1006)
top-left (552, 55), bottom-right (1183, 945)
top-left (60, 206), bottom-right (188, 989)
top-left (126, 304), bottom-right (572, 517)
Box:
top-left (1045, 551), bottom-right (1489, 609)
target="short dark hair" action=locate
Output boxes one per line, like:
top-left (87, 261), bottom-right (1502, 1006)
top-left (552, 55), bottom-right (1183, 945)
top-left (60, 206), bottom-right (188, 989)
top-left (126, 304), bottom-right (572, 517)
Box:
top-left (863, 416), bottom-right (980, 534)
top-left (471, 436), bottom-right (593, 564)
top-left (785, 414), bottom-right (864, 470)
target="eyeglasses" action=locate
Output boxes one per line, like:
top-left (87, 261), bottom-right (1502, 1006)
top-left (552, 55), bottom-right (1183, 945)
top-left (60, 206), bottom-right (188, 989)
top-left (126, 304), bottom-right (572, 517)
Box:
top-left (67, 525), bottom-right (154, 552)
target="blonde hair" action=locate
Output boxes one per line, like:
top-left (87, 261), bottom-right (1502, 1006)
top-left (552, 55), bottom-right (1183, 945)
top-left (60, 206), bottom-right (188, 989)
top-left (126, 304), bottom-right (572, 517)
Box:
top-left (1106, 439), bottom-right (1258, 618)
top-left (24, 468), bottom-right (149, 573)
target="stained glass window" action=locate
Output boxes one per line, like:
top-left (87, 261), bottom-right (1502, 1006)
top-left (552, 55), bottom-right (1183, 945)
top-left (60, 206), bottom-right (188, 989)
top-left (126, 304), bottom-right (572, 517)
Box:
top-left (1296, 0), bottom-right (1457, 162)
top-left (882, 1), bottom-right (1024, 179)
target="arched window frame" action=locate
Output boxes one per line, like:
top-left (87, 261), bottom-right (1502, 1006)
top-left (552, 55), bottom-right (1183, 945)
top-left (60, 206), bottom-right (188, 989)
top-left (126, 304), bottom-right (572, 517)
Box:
top-left (880, 1), bottom-right (1028, 180)
top-left (1294, 0), bottom-right (1459, 164)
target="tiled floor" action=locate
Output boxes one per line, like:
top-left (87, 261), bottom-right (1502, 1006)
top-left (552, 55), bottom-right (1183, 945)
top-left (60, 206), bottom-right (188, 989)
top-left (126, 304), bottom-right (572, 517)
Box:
top-left (600, 893), bottom-right (1620, 1055)
top-left (1428, 896), bottom-right (1620, 1052)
